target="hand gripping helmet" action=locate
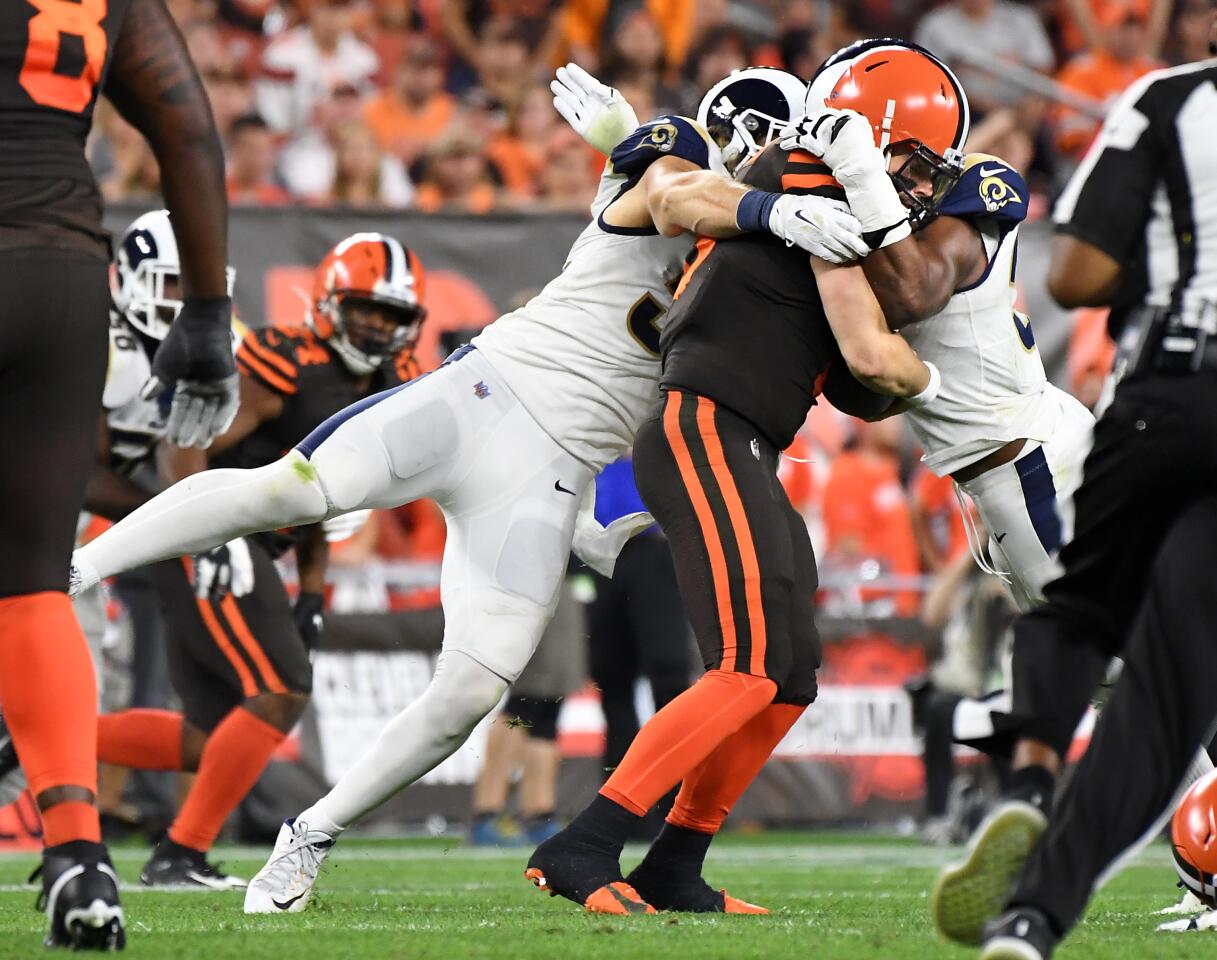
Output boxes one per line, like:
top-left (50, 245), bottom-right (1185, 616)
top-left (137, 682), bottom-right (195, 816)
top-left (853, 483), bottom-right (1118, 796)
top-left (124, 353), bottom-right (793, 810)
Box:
top-left (1172, 768), bottom-right (1217, 908)
top-left (311, 232), bottom-right (427, 375)
top-left (808, 38), bottom-right (970, 224)
top-left (697, 67), bottom-right (808, 175)
top-left (113, 209), bottom-right (235, 340)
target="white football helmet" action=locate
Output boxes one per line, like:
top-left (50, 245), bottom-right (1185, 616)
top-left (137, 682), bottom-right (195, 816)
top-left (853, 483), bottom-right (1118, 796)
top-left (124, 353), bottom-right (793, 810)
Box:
top-left (696, 67), bottom-right (809, 175)
top-left (112, 209), bottom-right (235, 340)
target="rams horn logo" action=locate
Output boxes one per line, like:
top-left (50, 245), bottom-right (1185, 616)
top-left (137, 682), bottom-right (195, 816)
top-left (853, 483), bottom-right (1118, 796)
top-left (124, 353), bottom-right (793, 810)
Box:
top-left (979, 171), bottom-right (1021, 213)
top-left (647, 122), bottom-right (678, 153)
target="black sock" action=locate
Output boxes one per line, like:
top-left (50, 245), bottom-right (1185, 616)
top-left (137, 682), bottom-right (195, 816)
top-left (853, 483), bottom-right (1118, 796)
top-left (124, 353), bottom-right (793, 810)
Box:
top-left (634, 822), bottom-right (714, 880)
top-left (525, 811), bottom-right (555, 830)
top-left (1008, 765), bottom-right (1056, 814)
top-left (565, 794), bottom-right (643, 858)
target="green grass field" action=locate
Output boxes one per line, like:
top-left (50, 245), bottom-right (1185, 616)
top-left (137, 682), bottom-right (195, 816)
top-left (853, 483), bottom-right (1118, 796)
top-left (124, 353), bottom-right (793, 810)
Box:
top-left (0, 833), bottom-right (1203, 958)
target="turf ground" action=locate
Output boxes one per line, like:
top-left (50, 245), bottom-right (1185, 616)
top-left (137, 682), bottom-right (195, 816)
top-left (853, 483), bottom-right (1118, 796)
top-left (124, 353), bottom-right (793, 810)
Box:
top-left (0, 833), bottom-right (1203, 958)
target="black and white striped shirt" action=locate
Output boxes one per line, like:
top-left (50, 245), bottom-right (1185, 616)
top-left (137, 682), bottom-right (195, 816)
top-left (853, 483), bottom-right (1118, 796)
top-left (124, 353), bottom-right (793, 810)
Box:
top-left (1054, 58), bottom-right (1217, 338)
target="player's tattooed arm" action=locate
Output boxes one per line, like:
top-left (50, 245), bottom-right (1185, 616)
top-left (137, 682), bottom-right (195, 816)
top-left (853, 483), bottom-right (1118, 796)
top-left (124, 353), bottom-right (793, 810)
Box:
top-left (861, 216), bottom-right (987, 329)
top-left (812, 259), bottom-right (936, 400)
top-left (104, 0), bottom-right (228, 300)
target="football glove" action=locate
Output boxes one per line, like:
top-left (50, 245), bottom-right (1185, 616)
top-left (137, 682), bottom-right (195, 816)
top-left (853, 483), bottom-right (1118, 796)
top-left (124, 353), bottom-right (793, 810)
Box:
top-left (293, 591), bottom-right (325, 654)
top-left (192, 537), bottom-right (255, 601)
top-left (142, 296), bottom-right (240, 449)
top-left (768, 195), bottom-right (869, 263)
top-left (780, 108), bottom-right (911, 249)
top-left (551, 62), bottom-right (639, 157)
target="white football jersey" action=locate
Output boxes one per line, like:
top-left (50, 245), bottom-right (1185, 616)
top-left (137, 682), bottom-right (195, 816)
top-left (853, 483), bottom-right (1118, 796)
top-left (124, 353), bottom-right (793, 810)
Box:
top-left (473, 117), bottom-right (714, 472)
top-left (898, 156), bottom-right (1079, 476)
top-left (103, 311), bottom-right (167, 475)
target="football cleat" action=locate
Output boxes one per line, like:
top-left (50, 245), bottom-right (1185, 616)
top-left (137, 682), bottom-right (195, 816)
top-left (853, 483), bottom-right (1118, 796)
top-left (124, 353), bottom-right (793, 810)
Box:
top-left (979, 906), bottom-right (1057, 960)
top-left (626, 862), bottom-right (767, 914)
top-left (140, 838), bottom-right (246, 890)
top-left (1158, 909), bottom-right (1217, 932)
top-left (38, 841), bottom-right (125, 951)
top-left (932, 800), bottom-right (1047, 946)
top-left (525, 829), bottom-right (654, 915)
top-left (1158, 890), bottom-right (1207, 915)
top-left (244, 818), bottom-right (335, 914)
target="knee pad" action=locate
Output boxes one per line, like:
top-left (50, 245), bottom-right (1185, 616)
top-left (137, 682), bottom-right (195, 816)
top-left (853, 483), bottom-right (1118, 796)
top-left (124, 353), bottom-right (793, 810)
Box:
top-left (305, 425), bottom-right (388, 515)
top-left (441, 592), bottom-right (550, 685)
top-left (505, 694), bottom-right (561, 741)
top-left (425, 650), bottom-right (509, 744)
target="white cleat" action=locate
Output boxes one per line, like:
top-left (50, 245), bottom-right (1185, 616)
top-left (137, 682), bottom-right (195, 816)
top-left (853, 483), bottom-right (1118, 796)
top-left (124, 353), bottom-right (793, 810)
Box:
top-left (244, 818), bottom-right (336, 914)
top-left (1158, 891), bottom-right (1207, 915)
top-left (1158, 909), bottom-right (1217, 932)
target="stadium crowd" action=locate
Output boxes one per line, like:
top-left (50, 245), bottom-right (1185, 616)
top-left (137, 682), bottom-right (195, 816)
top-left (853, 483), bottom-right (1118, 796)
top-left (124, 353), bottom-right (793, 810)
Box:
top-left (91, 0), bottom-right (1210, 212)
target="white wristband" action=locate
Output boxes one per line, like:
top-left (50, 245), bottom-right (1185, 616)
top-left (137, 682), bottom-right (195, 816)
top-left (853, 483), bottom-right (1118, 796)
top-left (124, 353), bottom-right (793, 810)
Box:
top-left (906, 361), bottom-right (941, 408)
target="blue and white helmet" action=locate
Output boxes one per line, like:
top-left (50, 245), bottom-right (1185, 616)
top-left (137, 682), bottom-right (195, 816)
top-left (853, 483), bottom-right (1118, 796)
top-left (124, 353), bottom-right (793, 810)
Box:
top-left (696, 67), bottom-right (808, 175)
top-left (113, 210), bottom-right (235, 340)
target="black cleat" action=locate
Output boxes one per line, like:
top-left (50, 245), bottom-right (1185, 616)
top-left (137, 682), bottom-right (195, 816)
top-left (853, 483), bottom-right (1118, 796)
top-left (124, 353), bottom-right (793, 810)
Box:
top-left (0, 712), bottom-right (27, 807)
top-left (980, 906), bottom-right (1058, 960)
top-left (140, 838), bottom-right (246, 890)
top-left (38, 841), bottom-right (125, 951)
top-left (525, 829), bottom-right (653, 915)
top-left (626, 863), bottom-right (767, 914)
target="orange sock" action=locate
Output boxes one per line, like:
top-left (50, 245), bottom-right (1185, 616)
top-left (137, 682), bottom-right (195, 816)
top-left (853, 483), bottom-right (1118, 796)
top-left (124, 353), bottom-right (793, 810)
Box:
top-left (668, 703), bottom-right (806, 834)
top-left (98, 709), bottom-right (184, 770)
top-left (0, 592), bottom-right (99, 845)
top-left (600, 670), bottom-right (776, 817)
top-left (169, 707), bottom-right (285, 853)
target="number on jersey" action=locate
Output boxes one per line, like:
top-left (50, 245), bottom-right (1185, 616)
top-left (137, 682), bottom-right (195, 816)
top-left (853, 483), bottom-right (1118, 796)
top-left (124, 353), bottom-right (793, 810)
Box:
top-left (21, 0), bottom-right (108, 113)
top-left (626, 292), bottom-right (664, 356)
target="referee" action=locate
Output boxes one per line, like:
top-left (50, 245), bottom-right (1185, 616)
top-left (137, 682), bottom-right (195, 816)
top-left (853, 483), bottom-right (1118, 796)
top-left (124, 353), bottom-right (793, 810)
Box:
top-left (931, 14), bottom-right (1217, 959)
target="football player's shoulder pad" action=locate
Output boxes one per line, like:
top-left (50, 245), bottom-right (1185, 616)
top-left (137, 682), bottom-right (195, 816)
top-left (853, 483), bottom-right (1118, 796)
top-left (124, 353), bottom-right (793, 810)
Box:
top-left (609, 115), bottom-right (714, 180)
top-left (938, 154), bottom-right (1028, 230)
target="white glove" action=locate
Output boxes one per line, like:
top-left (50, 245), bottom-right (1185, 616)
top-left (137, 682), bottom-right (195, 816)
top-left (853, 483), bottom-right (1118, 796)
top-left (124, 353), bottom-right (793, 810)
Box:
top-left (780, 108), bottom-right (911, 248)
top-left (193, 537), bottom-right (255, 600)
top-left (551, 62), bottom-right (639, 157)
top-left (768, 195), bottom-right (869, 263)
top-left (322, 509), bottom-right (373, 543)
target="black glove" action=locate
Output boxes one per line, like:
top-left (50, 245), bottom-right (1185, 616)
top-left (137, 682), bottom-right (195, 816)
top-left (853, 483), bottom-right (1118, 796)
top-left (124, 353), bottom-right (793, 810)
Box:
top-left (142, 296), bottom-right (239, 449)
top-left (293, 591), bottom-right (326, 653)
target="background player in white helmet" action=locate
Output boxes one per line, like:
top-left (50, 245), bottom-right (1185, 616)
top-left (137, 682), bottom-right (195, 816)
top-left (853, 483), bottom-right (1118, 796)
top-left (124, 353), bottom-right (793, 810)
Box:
top-left (66, 68), bottom-right (881, 916)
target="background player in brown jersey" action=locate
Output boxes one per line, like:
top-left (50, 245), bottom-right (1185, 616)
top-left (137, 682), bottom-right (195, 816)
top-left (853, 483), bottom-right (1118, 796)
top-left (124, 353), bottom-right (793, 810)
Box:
top-left (0, 0), bottom-right (238, 947)
top-left (75, 231), bottom-right (423, 889)
top-left (525, 73), bottom-right (950, 913)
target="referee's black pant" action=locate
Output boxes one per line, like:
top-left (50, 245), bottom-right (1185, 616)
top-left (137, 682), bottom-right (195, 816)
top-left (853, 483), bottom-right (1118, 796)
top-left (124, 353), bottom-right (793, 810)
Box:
top-left (1000, 370), bottom-right (1217, 934)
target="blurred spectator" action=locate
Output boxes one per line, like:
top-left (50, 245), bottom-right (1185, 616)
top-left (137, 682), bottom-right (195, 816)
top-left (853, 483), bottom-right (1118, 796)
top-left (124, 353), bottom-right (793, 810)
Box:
top-left (95, 112), bottom-right (162, 203)
top-left (363, 34), bottom-right (457, 167)
top-left (474, 18), bottom-right (533, 109)
top-left (414, 130), bottom-right (499, 213)
top-left (534, 129), bottom-right (600, 212)
top-left (1056, 0), bottom-right (1167, 59)
top-left (561, 0), bottom-right (696, 75)
top-left (366, 0), bottom-right (426, 79)
top-left (440, 0), bottom-right (564, 92)
top-left (600, 9), bottom-right (684, 115)
top-left (203, 67), bottom-right (255, 149)
top-left (1171, 0), bottom-right (1217, 63)
top-left (486, 85), bottom-right (557, 199)
top-left (1052, 8), bottom-right (1161, 161)
top-left (280, 85), bottom-right (413, 202)
top-left (322, 119), bottom-right (414, 207)
top-left (914, 0), bottom-right (1055, 117)
top-left (683, 25), bottom-right (752, 110)
top-left (821, 419), bottom-right (920, 616)
top-left (910, 466), bottom-right (969, 575)
top-left (1067, 307), bottom-right (1116, 411)
top-left (257, 0), bottom-right (378, 137)
top-left (226, 114), bottom-right (291, 205)
top-left (615, 79), bottom-right (658, 125)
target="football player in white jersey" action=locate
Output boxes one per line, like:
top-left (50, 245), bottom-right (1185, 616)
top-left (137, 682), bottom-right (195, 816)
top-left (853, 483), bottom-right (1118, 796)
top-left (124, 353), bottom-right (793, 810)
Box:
top-left (67, 68), bottom-right (894, 915)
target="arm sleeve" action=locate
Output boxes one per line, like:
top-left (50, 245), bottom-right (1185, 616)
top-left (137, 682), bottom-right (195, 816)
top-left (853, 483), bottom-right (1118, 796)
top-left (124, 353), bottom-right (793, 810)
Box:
top-left (234, 328), bottom-right (299, 396)
top-left (1051, 73), bottom-right (1160, 263)
top-left (608, 116), bottom-right (712, 181)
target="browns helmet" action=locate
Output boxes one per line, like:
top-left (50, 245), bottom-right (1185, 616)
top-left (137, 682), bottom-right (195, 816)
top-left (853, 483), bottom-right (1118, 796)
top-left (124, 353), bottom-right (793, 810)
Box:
top-left (311, 233), bottom-right (426, 375)
top-left (1172, 768), bottom-right (1217, 907)
top-left (808, 39), bottom-right (970, 224)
